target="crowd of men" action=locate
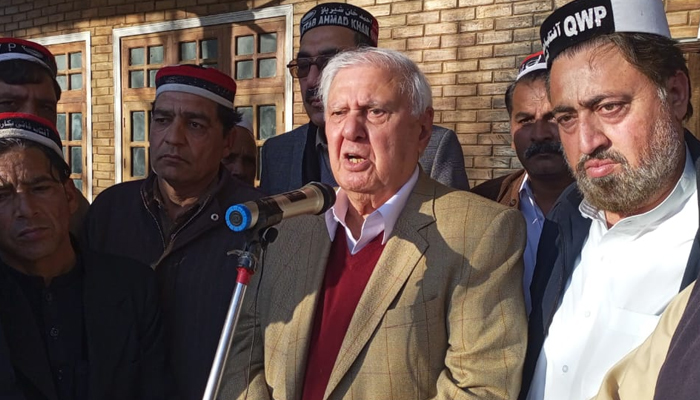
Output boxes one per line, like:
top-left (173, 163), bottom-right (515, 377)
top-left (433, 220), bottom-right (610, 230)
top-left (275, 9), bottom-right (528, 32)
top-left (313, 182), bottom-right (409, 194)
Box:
top-left (0, 0), bottom-right (699, 399)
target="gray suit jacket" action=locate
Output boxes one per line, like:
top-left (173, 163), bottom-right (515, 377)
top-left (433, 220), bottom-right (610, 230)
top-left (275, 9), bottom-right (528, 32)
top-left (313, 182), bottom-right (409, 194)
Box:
top-left (259, 124), bottom-right (469, 195)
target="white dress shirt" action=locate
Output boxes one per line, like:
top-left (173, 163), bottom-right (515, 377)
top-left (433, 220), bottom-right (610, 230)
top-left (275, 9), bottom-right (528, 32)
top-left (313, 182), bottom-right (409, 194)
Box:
top-left (325, 167), bottom-right (419, 255)
top-left (519, 174), bottom-right (546, 316)
top-left (528, 146), bottom-right (698, 400)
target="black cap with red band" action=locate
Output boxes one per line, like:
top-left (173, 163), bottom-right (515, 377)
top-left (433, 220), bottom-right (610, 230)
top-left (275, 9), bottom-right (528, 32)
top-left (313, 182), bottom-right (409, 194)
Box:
top-left (0, 38), bottom-right (57, 77)
top-left (0, 112), bottom-right (64, 161)
top-left (155, 64), bottom-right (237, 109)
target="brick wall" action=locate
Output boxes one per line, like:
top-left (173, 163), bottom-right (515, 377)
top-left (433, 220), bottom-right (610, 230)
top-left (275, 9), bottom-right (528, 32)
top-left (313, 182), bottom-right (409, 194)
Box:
top-left (0, 0), bottom-right (697, 193)
top-left (666, 0), bottom-right (700, 38)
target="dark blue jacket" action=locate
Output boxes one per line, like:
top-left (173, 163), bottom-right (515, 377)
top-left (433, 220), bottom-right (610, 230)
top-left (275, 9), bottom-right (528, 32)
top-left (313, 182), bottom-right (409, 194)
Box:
top-left (519, 131), bottom-right (700, 399)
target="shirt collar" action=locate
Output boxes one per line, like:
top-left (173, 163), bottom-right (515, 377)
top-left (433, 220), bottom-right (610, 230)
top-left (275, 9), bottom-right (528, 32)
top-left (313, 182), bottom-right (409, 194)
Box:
top-left (325, 166), bottom-right (420, 254)
top-left (579, 144), bottom-right (696, 231)
top-left (518, 172), bottom-right (532, 196)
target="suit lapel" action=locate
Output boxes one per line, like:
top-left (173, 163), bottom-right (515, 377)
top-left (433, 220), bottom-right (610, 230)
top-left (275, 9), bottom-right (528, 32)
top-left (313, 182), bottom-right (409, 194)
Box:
top-left (290, 126), bottom-right (307, 190)
top-left (681, 137), bottom-right (700, 288)
top-left (277, 216), bottom-right (332, 400)
top-left (323, 174), bottom-right (436, 399)
top-left (0, 274), bottom-right (57, 400)
top-left (83, 258), bottom-right (131, 399)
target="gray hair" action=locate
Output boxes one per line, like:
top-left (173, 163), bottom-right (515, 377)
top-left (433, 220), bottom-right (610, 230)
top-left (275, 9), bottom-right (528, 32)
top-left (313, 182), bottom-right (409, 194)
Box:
top-left (319, 47), bottom-right (432, 117)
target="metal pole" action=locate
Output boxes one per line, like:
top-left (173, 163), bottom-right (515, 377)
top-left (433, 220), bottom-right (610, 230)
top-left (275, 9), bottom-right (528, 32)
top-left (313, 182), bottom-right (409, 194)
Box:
top-left (202, 279), bottom-right (248, 400)
top-left (202, 226), bottom-right (277, 400)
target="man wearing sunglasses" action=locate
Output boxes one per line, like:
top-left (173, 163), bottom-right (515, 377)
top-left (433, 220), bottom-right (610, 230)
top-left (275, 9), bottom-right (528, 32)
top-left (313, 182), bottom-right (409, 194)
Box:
top-left (259, 2), bottom-right (470, 196)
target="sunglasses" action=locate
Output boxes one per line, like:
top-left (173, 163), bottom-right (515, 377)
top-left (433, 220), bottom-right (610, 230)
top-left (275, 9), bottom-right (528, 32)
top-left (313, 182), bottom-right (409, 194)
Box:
top-left (286, 53), bottom-right (338, 78)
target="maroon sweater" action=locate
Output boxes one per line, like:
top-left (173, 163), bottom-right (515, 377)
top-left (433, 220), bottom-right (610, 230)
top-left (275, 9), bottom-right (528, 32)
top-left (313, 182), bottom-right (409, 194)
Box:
top-left (301, 227), bottom-right (386, 400)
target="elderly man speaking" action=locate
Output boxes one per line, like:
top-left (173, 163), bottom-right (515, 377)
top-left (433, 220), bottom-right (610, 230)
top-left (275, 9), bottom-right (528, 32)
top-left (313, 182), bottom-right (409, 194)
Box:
top-left (220, 47), bottom-right (527, 400)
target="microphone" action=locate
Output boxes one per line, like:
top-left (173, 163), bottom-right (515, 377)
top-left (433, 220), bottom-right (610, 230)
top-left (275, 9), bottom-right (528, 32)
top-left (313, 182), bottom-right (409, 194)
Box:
top-left (225, 182), bottom-right (336, 232)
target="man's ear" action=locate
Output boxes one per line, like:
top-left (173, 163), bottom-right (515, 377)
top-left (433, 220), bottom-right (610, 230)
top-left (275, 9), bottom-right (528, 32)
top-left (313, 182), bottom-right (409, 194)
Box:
top-left (666, 70), bottom-right (690, 122)
top-left (417, 107), bottom-right (434, 154)
top-left (64, 179), bottom-right (79, 215)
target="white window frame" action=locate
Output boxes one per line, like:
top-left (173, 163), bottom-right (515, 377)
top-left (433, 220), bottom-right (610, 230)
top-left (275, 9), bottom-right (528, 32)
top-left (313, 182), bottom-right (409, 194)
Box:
top-left (112, 5), bottom-right (294, 183)
top-left (33, 32), bottom-right (93, 200)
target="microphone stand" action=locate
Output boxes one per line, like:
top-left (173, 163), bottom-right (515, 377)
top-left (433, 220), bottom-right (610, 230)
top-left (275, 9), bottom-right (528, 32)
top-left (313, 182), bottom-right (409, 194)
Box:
top-left (202, 224), bottom-right (278, 400)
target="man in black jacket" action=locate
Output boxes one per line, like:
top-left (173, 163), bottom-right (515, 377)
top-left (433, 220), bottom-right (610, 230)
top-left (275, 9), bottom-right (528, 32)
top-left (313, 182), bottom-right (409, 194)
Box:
top-left (522, 1), bottom-right (700, 399)
top-left (84, 65), bottom-right (264, 400)
top-left (0, 112), bottom-right (167, 400)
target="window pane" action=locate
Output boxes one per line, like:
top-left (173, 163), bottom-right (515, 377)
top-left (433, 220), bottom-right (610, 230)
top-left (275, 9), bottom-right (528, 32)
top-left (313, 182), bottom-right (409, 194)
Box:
top-left (259, 33), bottom-right (277, 53)
top-left (148, 46), bottom-right (163, 64)
top-left (180, 42), bottom-right (197, 61)
top-left (70, 73), bottom-right (82, 90)
top-left (201, 39), bottom-right (217, 59)
top-left (236, 106), bottom-right (253, 131)
top-left (202, 63), bottom-right (217, 69)
top-left (148, 69), bottom-right (158, 87)
top-left (236, 35), bottom-right (254, 56)
top-left (62, 146), bottom-right (67, 159)
top-left (73, 179), bottom-right (82, 192)
top-left (56, 75), bottom-right (68, 91)
top-left (258, 59), bottom-right (276, 78)
top-left (70, 113), bottom-right (82, 140)
top-left (236, 60), bottom-right (254, 80)
top-left (132, 147), bottom-right (146, 178)
top-left (55, 54), bottom-right (67, 71)
top-left (129, 71), bottom-right (144, 88)
top-left (56, 113), bottom-right (67, 140)
top-left (131, 111), bottom-right (146, 142)
top-left (69, 52), bottom-right (82, 69)
top-left (130, 47), bottom-right (144, 66)
top-left (70, 147), bottom-right (82, 174)
top-left (258, 105), bottom-right (276, 140)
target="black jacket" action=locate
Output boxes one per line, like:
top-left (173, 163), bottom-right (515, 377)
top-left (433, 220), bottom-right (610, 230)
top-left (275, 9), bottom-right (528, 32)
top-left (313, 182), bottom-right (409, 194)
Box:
top-left (83, 170), bottom-right (264, 400)
top-left (519, 131), bottom-right (700, 399)
top-left (0, 321), bottom-right (24, 400)
top-left (0, 249), bottom-right (167, 400)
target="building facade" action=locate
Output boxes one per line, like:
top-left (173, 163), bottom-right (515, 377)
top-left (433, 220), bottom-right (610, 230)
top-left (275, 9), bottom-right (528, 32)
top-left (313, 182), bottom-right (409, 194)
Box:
top-left (1, 0), bottom-right (698, 197)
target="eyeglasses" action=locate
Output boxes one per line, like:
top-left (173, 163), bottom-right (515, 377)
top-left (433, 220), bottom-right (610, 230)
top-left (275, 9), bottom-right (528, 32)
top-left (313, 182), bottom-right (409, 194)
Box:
top-left (286, 54), bottom-right (336, 78)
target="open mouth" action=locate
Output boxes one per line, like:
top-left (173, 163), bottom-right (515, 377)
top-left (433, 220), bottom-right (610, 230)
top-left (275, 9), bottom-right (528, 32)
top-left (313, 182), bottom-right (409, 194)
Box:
top-left (348, 154), bottom-right (367, 164)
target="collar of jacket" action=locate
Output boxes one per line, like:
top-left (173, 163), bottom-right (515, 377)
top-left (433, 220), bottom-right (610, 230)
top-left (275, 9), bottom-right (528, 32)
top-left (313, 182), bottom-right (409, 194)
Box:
top-left (496, 169), bottom-right (527, 208)
top-left (138, 169), bottom-right (239, 258)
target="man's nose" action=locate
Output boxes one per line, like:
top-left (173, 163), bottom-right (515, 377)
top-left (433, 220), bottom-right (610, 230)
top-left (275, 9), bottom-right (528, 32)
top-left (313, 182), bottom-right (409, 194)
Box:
top-left (532, 119), bottom-right (558, 142)
top-left (340, 112), bottom-right (368, 142)
top-left (163, 121), bottom-right (187, 145)
top-left (579, 115), bottom-right (610, 156)
top-left (305, 63), bottom-right (323, 89)
top-left (13, 191), bottom-right (39, 218)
